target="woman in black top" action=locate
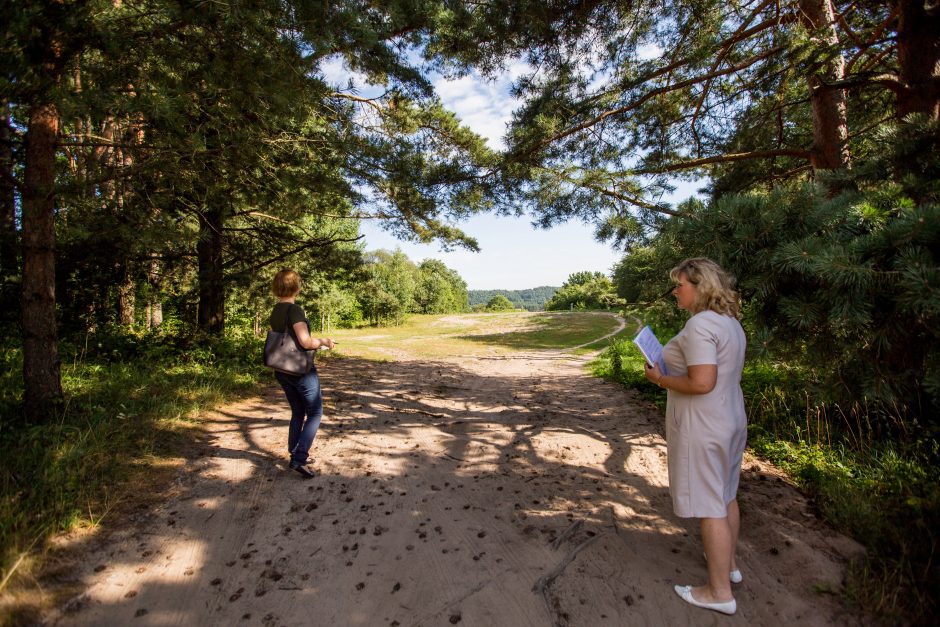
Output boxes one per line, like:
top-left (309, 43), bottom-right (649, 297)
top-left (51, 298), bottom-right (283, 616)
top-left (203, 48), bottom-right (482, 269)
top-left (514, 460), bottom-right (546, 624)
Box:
top-left (270, 269), bottom-right (335, 477)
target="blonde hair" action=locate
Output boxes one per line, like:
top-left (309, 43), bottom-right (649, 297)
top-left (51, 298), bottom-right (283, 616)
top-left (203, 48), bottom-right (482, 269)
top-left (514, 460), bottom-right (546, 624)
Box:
top-left (272, 269), bottom-right (301, 297)
top-left (670, 258), bottom-right (740, 318)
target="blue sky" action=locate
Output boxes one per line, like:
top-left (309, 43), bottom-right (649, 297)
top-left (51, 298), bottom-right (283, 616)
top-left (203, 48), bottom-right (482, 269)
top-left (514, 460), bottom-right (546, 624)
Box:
top-left (324, 59), bottom-right (700, 290)
top-left (358, 213), bottom-right (627, 290)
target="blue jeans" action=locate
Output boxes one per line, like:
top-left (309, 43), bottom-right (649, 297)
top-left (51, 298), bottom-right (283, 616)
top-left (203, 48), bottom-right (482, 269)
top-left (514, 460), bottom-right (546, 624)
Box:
top-left (275, 369), bottom-right (323, 465)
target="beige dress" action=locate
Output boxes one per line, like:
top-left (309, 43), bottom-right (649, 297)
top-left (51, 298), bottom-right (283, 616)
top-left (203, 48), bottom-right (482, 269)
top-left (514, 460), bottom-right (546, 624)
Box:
top-left (663, 310), bottom-right (747, 518)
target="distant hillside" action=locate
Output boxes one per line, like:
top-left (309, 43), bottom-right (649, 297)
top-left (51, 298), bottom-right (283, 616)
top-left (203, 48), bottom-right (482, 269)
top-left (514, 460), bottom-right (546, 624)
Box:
top-left (468, 286), bottom-right (558, 311)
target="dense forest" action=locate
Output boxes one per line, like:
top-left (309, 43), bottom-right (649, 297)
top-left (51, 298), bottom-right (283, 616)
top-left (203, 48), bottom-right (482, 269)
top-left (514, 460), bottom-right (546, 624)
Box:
top-left (468, 286), bottom-right (557, 311)
top-left (2, 0), bottom-right (939, 621)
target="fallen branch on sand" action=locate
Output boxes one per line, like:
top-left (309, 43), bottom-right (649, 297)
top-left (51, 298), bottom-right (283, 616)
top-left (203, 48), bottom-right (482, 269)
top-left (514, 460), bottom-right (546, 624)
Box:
top-left (533, 532), bottom-right (603, 627)
top-left (551, 519), bottom-right (583, 551)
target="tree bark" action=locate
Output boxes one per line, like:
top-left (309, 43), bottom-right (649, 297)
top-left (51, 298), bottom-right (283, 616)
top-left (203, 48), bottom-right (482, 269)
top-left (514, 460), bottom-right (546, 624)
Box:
top-left (147, 255), bottom-right (163, 328)
top-left (22, 101), bottom-right (63, 421)
top-left (895, 0), bottom-right (940, 119)
top-left (117, 262), bottom-right (135, 325)
top-left (799, 0), bottom-right (851, 170)
top-left (197, 208), bottom-right (225, 335)
top-left (145, 301), bottom-right (163, 328)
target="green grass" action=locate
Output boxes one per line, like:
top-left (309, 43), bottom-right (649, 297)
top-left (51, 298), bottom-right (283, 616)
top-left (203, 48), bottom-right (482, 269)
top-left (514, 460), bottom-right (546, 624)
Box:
top-left (330, 311), bottom-right (622, 360)
top-left (461, 312), bottom-right (621, 350)
top-left (592, 337), bottom-right (940, 623)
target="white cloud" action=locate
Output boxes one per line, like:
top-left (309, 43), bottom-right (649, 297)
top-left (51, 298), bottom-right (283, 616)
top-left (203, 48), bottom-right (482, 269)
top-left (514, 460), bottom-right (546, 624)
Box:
top-left (637, 42), bottom-right (664, 61)
top-left (317, 55), bottom-right (384, 98)
top-left (433, 70), bottom-right (520, 149)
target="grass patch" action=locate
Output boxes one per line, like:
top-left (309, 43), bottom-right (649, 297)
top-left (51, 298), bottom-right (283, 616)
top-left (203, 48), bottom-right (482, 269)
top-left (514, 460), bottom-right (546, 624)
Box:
top-left (0, 328), bottom-right (269, 620)
top-left (330, 311), bottom-right (622, 360)
top-left (589, 336), bottom-right (666, 408)
top-left (462, 312), bottom-right (621, 350)
top-left (592, 336), bottom-right (940, 623)
top-left (571, 326), bottom-right (634, 355)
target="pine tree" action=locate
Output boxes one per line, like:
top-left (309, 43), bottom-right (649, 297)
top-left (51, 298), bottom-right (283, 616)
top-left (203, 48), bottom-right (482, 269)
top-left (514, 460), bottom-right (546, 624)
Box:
top-left (661, 117), bottom-right (940, 430)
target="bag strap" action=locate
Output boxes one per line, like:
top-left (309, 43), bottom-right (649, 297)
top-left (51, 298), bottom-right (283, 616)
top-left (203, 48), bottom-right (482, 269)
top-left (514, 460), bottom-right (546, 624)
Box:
top-left (282, 303), bottom-right (296, 334)
top-left (283, 304), bottom-right (307, 351)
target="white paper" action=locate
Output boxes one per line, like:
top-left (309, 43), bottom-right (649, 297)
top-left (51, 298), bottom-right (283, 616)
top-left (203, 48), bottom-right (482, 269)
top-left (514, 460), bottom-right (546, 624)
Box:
top-left (633, 325), bottom-right (668, 374)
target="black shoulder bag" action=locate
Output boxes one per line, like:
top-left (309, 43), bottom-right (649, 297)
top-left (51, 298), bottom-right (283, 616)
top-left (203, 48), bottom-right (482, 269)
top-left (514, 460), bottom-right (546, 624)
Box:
top-left (263, 304), bottom-right (314, 375)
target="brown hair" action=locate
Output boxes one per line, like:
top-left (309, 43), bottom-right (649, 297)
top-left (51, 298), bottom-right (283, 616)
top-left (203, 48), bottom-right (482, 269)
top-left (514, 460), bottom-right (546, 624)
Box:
top-left (271, 269), bottom-right (301, 297)
top-left (670, 258), bottom-right (740, 318)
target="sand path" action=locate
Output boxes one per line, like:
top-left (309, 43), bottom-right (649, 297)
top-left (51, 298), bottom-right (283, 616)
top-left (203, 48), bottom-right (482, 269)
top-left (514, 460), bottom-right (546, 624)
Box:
top-left (44, 334), bottom-right (864, 626)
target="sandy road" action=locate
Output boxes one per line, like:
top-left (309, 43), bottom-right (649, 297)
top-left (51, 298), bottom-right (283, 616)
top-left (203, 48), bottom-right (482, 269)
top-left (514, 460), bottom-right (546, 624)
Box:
top-left (42, 341), bottom-right (865, 626)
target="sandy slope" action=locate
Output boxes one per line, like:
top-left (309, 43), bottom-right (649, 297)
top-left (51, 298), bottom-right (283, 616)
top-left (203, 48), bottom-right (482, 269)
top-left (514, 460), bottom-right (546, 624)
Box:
top-left (41, 341), bottom-right (865, 626)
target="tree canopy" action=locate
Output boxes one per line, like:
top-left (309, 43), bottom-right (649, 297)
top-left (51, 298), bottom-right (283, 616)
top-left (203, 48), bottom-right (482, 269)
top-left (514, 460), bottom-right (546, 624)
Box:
top-left (468, 286), bottom-right (558, 311)
top-left (441, 0), bottom-right (939, 246)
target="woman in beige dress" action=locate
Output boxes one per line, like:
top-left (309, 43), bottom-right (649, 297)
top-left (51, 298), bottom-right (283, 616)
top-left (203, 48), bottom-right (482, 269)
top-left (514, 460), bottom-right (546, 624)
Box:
top-left (644, 258), bottom-right (746, 616)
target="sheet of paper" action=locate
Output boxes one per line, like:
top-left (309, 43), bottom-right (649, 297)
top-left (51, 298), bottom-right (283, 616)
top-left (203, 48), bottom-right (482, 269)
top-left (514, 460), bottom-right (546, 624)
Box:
top-left (633, 325), bottom-right (668, 374)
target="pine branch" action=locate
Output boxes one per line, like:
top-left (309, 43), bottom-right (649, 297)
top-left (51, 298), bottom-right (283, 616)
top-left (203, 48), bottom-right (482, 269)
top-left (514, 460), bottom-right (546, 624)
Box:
top-left (515, 45), bottom-right (787, 160)
top-left (819, 72), bottom-right (906, 94)
top-left (843, 6), bottom-right (899, 76)
top-left (633, 148), bottom-right (811, 175)
top-left (329, 92), bottom-right (388, 112)
top-left (234, 236), bottom-right (364, 273)
top-left (550, 168), bottom-right (682, 216)
top-left (690, 0), bottom-right (780, 151)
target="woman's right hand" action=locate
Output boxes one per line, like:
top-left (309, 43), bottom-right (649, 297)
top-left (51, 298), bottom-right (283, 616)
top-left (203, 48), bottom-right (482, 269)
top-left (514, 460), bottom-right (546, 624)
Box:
top-left (319, 338), bottom-right (336, 350)
top-left (644, 362), bottom-right (663, 385)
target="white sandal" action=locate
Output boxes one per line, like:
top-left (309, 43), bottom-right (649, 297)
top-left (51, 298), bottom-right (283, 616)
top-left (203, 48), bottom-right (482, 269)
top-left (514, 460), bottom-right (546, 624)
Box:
top-left (674, 585), bottom-right (737, 615)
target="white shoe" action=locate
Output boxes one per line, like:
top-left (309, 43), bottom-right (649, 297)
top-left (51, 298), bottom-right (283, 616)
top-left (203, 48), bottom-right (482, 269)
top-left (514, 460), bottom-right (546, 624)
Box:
top-left (674, 585), bottom-right (737, 615)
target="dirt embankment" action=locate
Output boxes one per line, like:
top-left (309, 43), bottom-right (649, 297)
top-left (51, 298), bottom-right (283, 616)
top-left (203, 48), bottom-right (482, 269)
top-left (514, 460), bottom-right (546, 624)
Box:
top-left (36, 347), bottom-right (864, 626)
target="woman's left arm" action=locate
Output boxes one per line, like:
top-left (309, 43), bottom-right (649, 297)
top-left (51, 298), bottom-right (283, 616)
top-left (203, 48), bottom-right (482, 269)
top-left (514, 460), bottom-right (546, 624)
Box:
top-left (645, 363), bottom-right (717, 394)
top-left (292, 321), bottom-right (335, 351)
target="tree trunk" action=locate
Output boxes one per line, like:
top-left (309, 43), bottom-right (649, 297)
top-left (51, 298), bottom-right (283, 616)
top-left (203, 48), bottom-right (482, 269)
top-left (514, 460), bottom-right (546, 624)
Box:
top-left (148, 256), bottom-right (163, 329)
top-left (117, 264), bottom-right (135, 325)
top-left (895, 0), bottom-right (940, 119)
top-left (799, 0), bottom-right (851, 170)
top-left (197, 208), bottom-right (225, 335)
top-left (22, 102), bottom-right (62, 422)
top-left (1, 100), bottom-right (17, 287)
top-left (150, 301), bottom-right (163, 328)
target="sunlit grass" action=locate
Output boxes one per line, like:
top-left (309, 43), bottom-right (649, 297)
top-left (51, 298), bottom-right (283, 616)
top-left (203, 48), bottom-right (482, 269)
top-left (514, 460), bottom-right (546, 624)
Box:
top-left (330, 311), bottom-right (622, 360)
